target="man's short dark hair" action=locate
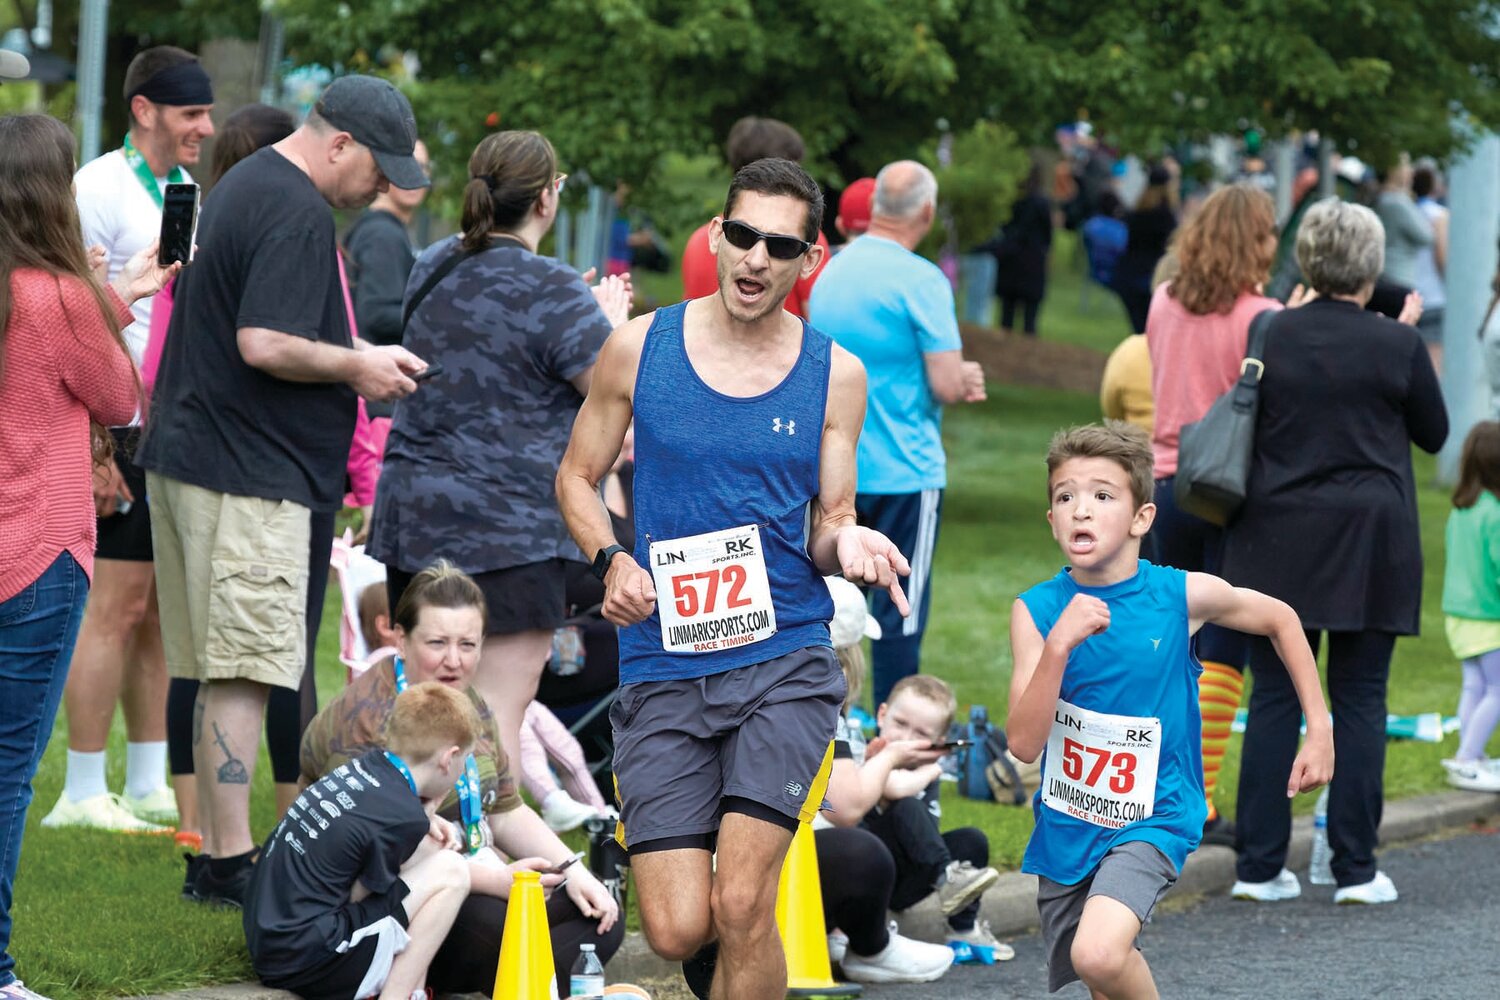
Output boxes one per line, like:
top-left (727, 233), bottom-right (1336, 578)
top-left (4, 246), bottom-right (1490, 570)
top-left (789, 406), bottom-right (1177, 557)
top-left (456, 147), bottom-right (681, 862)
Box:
top-left (1412, 166), bottom-right (1437, 199)
top-left (723, 157), bottom-right (824, 243)
top-left (123, 45), bottom-right (197, 120)
top-left (725, 117), bottom-right (805, 173)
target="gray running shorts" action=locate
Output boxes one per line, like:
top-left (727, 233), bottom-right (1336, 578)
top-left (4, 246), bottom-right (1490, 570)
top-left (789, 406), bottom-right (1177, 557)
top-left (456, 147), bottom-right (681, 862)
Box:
top-left (610, 645), bottom-right (844, 853)
top-left (1036, 839), bottom-right (1179, 993)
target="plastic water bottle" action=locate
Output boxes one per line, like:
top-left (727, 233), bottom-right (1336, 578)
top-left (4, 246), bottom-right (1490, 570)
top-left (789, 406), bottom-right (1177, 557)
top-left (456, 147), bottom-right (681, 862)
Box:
top-left (570, 943), bottom-right (605, 997)
top-left (1309, 787), bottom-right (1334, 885)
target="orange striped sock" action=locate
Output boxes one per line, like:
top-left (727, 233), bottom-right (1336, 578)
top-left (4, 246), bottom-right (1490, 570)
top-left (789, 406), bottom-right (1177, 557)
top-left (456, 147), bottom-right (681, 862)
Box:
top-left (1198, 660), bottom-right (1244, 820)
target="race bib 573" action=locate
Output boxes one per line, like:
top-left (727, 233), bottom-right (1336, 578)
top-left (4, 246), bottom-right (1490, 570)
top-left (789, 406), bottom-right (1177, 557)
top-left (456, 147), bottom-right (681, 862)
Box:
top-left (1041, 698), bottom-right (1160, 829)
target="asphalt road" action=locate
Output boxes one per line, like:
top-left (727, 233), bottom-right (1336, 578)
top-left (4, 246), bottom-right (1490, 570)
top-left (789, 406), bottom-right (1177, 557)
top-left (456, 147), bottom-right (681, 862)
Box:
top-left (861, 824), bottom-right (1500, 999)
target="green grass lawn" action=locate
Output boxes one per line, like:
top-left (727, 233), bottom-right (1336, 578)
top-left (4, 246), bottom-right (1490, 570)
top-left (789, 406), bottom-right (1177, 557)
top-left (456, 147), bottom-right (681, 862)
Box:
top-left (12, 230), bottom-right (1488, 996)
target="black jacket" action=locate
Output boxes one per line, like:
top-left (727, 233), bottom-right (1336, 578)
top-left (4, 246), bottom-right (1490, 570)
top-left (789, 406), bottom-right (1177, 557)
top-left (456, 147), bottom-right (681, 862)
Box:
top-left (1222, 299), bottom-right (1447, 633)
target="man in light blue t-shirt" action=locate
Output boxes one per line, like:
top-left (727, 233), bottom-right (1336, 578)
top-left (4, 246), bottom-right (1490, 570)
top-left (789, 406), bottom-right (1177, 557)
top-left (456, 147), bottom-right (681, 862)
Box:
top-left (809, 160), bottom-right (987, 705)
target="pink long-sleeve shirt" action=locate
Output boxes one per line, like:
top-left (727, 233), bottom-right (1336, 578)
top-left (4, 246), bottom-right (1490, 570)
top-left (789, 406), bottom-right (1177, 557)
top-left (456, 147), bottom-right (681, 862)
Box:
top-left (1146, 283), bottom-right (1281, 478)
top-left (1, 271), bottom-right (139, 601)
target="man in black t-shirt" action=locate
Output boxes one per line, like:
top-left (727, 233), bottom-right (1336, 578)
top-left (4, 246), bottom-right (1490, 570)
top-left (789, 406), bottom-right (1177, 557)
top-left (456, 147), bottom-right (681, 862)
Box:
top-left (245, 684), bottom-right (479, 1000)
top-left (139, 74), bottom-right (432, 907)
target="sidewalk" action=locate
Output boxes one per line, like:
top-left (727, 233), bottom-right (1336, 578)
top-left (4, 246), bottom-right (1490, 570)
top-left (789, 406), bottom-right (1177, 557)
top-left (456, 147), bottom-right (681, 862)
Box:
top-left (141, 790), bottom-right (1498, 999)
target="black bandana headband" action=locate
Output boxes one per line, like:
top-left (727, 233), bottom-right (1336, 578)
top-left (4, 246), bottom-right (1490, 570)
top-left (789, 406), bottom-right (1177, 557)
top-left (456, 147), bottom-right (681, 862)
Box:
top-left (127, 60), bottom-right (214, 107)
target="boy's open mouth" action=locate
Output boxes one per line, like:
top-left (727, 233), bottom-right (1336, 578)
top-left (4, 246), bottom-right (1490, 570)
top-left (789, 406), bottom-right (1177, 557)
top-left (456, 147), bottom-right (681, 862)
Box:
top-left (1069, 530), bottom-right (1097, 554)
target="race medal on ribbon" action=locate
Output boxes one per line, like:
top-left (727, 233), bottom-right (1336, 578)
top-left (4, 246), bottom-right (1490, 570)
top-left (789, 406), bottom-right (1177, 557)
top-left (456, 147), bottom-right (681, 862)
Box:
top-left (650, 524), bottom-right (777, 653)
top-left (1041, 698), bottom-right (1160, 829)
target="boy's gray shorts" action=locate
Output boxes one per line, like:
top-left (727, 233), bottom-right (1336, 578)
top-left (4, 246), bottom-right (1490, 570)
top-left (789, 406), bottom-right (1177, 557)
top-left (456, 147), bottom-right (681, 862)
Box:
top-left (609, 645), bottom-right (844, 853)
top-left (1036, 840), bottom-right (1179, 993)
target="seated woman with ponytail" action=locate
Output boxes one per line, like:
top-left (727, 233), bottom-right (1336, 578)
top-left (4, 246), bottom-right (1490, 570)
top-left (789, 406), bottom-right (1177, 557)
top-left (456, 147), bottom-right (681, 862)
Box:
top-left (299, 561), bottom-right (623, 992)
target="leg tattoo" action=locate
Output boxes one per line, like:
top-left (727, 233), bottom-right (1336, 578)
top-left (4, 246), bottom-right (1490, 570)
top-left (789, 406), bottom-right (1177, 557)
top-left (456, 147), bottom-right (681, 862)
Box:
top-left (211, 722), bottom-right (250, 784)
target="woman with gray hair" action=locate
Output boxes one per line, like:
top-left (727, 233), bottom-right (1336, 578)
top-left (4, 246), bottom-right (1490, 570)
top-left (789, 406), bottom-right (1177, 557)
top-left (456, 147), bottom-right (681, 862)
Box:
top-left (1222, 198), bottom-right (1446, 906)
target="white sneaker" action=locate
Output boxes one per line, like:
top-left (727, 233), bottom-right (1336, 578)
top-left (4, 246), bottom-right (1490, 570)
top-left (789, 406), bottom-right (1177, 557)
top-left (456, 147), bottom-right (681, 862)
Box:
top-left (0, 980), bottom-right (53, 1000)
top-left (839, 923), bottom-right (955, 984)
top-left (540, 790), bottom-right (602, 832)
top-left (946, 918), bottom-right (1016, 961)
top-left (827, 928), bottom-right (848, 965)
top-left (1231, 868), bottom-right (1302, 902)
top-left (1334, 871), bottom-right (1398, 905)
top-left (1441, 758), bottom-right (1500, 793)
top-left (40, 792), bottom-right (168, 834)
top-left (935, 859), bottom-right (1000, 916)
top-left (122, 785), bottom-right (179, 825)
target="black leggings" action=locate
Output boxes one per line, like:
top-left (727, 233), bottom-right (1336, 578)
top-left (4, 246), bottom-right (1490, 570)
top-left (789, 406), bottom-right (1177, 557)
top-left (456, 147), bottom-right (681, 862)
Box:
top-left (1000, 294), bottom-right (1041, 334)
top-left (166, 512), bottom-right (334, 785)
top-left (428, 888), bottom-right (625, 993)
top-left (862, 796), bottom-right (989, 930)
top-left (1236, 629), bottom-right (1394, 888)
top-left (815, 826), bottom-right (895, 958)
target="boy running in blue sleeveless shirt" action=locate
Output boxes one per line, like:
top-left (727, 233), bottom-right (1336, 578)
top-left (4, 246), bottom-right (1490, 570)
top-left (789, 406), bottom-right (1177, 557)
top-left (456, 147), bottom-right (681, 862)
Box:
top-left (557, 159), bottom-right (913, 1000)
top-left (1008, 423), bottom-right (1333, 999)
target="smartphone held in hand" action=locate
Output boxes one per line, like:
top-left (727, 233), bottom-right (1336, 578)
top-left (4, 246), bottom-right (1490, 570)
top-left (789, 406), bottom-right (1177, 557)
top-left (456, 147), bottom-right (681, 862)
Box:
top-left (158, 183), bottom-right (200, 267)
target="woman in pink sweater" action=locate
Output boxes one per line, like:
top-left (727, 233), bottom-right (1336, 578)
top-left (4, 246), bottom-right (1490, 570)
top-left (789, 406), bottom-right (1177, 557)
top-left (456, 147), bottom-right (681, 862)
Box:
top-left (1143, 184), bottom-right (1281, 847)
top-left (0, 114), bottom-right (177, 1000)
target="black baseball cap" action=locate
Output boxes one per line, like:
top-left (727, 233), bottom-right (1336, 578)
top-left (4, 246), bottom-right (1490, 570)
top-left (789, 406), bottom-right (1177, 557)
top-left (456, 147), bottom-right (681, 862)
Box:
top-left (314, 75), bottom-right (428, 190)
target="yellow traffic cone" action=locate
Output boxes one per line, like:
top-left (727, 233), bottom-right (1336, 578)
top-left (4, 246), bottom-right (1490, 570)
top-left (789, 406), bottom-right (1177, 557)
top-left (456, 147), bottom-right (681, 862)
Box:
top-left (493, 869), bottom-right (559, 1000)
top-left (776, 822), bottom-right (862, 998)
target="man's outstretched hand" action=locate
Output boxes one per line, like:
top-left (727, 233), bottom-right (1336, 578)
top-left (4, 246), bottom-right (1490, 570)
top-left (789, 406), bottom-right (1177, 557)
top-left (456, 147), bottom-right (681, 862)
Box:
top-left (836, 525), bottom-right (912, 616)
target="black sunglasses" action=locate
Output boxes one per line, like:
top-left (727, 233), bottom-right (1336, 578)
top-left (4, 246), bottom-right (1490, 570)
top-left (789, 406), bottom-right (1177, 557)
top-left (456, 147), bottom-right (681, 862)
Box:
top-left (721, 219), bottom-right (812, 260)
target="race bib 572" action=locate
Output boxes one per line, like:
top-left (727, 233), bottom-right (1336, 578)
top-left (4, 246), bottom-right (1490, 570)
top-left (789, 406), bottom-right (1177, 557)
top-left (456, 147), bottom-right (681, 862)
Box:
top-left (650, 524), bottom-right (777, 653)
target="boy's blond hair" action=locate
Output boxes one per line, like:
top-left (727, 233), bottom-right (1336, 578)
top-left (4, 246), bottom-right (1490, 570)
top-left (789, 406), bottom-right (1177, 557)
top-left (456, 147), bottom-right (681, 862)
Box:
top-left (387, 682), bottom-right (481, 763)
top-left (887, 674), bottom-right (958, 733)
top-left (1046, 421), bottom-right (1155, 511)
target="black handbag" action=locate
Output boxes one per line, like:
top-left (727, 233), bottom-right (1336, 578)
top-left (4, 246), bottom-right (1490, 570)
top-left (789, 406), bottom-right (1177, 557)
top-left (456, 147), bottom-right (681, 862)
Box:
top-left (1172, 309), bottom-right (1276, 527)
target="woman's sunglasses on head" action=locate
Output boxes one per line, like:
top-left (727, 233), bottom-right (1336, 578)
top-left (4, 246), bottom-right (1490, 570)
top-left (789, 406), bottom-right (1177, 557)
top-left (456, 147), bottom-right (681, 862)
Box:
top-left (721, 219), bottom-right (812, 260)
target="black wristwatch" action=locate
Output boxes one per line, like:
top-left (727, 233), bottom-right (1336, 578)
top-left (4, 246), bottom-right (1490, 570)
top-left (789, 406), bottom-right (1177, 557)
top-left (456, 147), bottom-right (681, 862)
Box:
top-left (591, 544), bottom-right (629, 581)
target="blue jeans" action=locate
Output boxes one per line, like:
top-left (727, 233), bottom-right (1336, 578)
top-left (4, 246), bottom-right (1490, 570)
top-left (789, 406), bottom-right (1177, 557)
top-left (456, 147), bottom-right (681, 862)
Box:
top-left (0, 553), bottom-right (88, 985)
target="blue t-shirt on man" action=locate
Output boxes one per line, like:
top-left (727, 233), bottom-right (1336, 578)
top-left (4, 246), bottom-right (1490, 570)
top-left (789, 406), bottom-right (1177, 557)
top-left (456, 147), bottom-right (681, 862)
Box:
top-left (809, 235), bottom-right (962, 495)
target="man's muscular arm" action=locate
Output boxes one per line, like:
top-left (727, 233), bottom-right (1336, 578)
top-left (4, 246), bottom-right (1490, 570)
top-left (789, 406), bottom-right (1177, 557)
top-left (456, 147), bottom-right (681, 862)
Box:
top-left (808, 345), bottom-right (912, 615)
top-left (556, 315), bottom-right (657, 626)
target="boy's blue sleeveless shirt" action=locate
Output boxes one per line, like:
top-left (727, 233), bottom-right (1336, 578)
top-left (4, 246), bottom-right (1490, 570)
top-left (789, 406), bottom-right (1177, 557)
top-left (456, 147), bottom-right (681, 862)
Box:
top-left (619, 301), bottom-right (834, 684)
top-left (1018, 560), bottom-right (1206, 883)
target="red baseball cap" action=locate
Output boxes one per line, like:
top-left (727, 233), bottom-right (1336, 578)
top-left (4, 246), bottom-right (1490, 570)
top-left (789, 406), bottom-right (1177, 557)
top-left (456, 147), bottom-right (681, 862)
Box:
top-left (837, 177), bottom-right (876, 235)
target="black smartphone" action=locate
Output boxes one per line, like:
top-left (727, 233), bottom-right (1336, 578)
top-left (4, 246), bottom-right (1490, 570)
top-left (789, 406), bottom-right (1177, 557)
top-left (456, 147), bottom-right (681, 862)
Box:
top-left (932, 739), bottom-right (973, 751)
top-left (412, 363), bottom-right (445, 382)
top-left (158, 182), bottom-right (200, 267)
top-left (541, 850), bottom-right (585, 875)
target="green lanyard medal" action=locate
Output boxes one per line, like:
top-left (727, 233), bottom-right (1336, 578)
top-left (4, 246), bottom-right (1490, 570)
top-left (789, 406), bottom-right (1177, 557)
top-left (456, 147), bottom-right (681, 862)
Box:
top-left (121, 134), bottom-right (186, 209)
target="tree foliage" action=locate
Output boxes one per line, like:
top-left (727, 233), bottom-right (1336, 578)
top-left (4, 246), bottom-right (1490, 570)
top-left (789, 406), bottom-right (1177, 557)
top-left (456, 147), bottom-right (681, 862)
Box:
top-left (11, 0), bottom-right (1488, 201)
top-left (265, 0), bottom-right (1500, 209)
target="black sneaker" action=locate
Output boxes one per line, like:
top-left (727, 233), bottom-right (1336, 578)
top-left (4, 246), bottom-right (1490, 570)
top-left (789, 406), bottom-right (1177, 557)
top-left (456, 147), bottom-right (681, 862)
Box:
top-left (193, 852), bottom-right (257, 909)
top-left (181, 852), bottom-right (208, 901)
top-left (681, 940), bottom-right (718, 1000)
top-left (1202, 814), bottom-right (1237, 847)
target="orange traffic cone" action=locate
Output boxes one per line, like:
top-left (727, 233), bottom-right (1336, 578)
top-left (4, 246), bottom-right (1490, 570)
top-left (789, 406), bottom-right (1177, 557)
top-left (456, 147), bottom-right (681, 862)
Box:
top-left (776, 822), bottom-right (862, 998)
top-left (493, 869), bottom-right (559, 1000)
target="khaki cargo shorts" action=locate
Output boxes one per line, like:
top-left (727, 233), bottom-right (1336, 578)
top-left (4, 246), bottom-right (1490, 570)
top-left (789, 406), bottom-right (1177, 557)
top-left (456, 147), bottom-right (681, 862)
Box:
top-left (146, 472), bottom-right (310, 689)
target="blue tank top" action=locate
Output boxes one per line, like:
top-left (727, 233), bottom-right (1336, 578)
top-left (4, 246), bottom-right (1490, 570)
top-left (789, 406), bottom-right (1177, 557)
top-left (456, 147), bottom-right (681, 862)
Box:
top-left (619, 301), bottom-right (835, 684)
top-left (1018, 560), bottom-right (1206, 883)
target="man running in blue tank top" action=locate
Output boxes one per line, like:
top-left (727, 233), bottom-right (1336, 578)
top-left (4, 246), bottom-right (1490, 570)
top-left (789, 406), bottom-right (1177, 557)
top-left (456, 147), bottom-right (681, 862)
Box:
top-left (557, 157), bottom-right (913, 1000)
top-left (1008, 423), bottom-right (1334, 999)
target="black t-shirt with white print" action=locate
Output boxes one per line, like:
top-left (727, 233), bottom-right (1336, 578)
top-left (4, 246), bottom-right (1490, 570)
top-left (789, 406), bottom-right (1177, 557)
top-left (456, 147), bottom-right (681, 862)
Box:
top-left (244, 750), bottom-right (429, 979)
